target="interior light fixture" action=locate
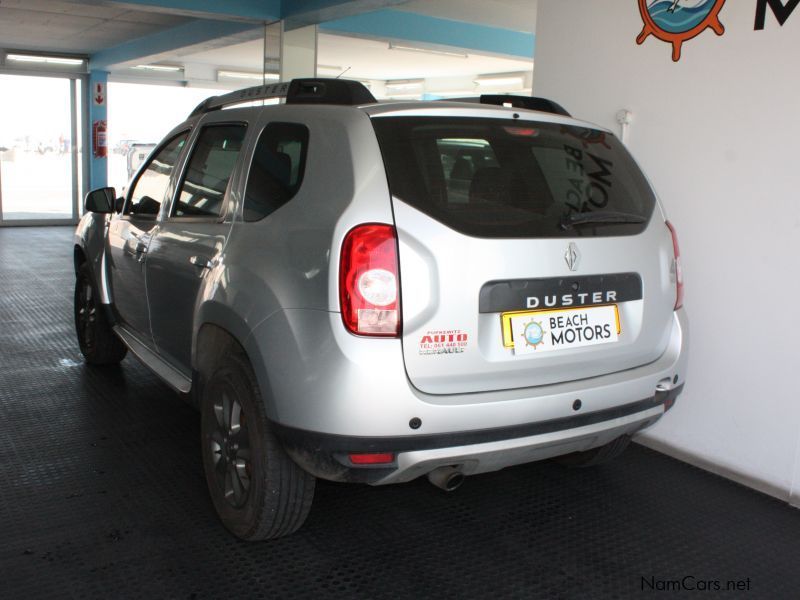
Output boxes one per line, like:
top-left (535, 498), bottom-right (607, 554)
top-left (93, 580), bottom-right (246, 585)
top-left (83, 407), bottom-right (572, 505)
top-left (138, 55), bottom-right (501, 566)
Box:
top-left (474, 74), bottom-right (525, 87)
top-left (6, 53), bottom-right (85, 66)
top-left (385, 79), bottom-right (424, 91)
top-left (317, 64), bottom-right (344, 73)
top-left (383, 92), bottom-right (423, 100)
top-left (436, 90), bottom-right (482, 98)
top-left (218, 70), bottom-right (279, 81)
top-left (133, 64), bottom-right (182, 72)
top-left (388, 43), bottom-right (468, 59)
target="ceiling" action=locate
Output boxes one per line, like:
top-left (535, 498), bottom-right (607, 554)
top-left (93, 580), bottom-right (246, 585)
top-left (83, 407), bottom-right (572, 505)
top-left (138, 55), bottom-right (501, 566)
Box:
top-left (0, 0), bottom-right (535, 92)
top-left (0, 0), bottom-right (188, 55)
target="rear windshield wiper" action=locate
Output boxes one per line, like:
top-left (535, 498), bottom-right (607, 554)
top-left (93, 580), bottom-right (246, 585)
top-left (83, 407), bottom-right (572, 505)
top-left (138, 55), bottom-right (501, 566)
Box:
top-left (560, 211), bottom-right (647, 230)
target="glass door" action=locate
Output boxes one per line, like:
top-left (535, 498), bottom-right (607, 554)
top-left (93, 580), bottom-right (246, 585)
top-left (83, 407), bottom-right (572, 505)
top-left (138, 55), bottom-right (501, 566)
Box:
top-left (0, 73), bottom-right (81, 224)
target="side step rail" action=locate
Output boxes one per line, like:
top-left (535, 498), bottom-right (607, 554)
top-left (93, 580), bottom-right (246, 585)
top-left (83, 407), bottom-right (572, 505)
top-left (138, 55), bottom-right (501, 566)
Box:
top-left (113, 326), bottom-right (192, 394)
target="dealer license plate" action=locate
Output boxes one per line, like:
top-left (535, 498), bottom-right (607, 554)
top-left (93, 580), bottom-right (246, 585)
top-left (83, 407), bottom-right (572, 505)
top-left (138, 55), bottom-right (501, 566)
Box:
top-left (501, 305), bottom-right (620, 355)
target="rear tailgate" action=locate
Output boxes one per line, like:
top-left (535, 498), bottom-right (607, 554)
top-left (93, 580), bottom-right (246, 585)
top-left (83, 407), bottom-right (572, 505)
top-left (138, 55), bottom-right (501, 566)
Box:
top-left (371, 112), bottom-right (677, 395)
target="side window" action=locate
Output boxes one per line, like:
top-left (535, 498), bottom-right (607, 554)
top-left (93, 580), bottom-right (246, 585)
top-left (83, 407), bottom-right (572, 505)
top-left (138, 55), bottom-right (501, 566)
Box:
top-left (173, 124), bottom-right (247, 218)
top-left (126, 132), bottom-right (188, 217)
top-left (243, 122), bottom-right (309, 222)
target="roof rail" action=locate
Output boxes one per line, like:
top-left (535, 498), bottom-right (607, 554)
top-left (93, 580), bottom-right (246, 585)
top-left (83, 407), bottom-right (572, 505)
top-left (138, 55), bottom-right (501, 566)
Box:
top-left (440, 95), bottom-right (571, 117)
top-left (188, 78), bottom-right (377, 118)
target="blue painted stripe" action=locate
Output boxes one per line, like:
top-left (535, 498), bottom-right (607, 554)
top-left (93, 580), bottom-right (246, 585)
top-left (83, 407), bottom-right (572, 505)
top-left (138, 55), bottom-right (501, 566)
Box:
top-left (90, 19), bottom-right (260, 70)
top-left (321, 9), bottom-right (535, 58)
top-left (88, 71), bottom-right (108, 190)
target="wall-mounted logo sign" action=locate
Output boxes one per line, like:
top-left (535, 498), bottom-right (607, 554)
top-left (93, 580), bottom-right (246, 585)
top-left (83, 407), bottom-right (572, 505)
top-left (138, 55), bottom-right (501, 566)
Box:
top-left (636, 0), bottom-right (726, 62)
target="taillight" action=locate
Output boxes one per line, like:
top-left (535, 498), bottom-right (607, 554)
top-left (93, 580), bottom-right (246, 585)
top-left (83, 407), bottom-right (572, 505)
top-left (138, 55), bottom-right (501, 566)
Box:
top-left (339, 224), bottom-right (401, 337)
top-left (665, 220), bottom-right (683, 310)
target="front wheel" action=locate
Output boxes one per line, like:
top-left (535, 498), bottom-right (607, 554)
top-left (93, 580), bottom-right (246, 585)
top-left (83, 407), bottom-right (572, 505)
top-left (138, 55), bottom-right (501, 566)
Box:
top-left (201, 351), bottom-right (315, 540)
top-left (74, 262), bottom-right (127, 365)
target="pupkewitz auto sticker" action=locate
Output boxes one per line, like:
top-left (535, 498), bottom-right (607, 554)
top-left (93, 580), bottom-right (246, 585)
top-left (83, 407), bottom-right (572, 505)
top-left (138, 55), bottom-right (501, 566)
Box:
top-left (419, 330), bottom-right (469, 356)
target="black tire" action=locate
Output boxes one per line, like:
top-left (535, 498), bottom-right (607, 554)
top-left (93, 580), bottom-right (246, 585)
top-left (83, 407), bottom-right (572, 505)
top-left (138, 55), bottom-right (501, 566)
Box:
top-left (556, 435), bottom-right (631, 468)
top-left (74, 262), bottom-right (127, 365)
top-left (200, 350), bottom-right (315, 540)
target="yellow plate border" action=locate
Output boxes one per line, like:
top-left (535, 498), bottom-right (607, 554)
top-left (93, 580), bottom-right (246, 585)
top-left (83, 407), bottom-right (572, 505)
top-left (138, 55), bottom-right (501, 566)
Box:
top-left (501, 304), bottom-right (621, 349)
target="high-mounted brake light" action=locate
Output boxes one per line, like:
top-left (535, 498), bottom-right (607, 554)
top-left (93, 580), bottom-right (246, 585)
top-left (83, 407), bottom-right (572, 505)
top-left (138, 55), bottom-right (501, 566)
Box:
top-left (339, 224), bottom-right (401, 337)
top-left (665, 220), bottom-right (683, 310)
top-left (503, 126), bottom-right (539, 137)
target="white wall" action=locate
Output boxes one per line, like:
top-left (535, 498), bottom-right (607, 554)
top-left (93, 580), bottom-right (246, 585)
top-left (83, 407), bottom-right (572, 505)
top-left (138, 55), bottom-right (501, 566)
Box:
top-left (534, 0), bottom-right (800, 504)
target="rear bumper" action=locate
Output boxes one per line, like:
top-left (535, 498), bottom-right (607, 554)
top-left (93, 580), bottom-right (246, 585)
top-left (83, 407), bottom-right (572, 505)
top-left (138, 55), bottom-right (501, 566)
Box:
top-left (273, 385), bottom-right (682, 484)
top-left (249, 307), bottom-right (687, 481)
top-left (249, 308), bottom-right (688, 438)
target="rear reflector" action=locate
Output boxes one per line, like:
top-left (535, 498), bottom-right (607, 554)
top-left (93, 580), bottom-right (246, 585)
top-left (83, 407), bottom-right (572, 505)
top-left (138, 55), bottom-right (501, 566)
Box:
top-left (339, 224), bottom-right (401, 337)
top-left (348, 452), bottom-right (395, 465)
top-left (665, 220), bottom-right (683, 310)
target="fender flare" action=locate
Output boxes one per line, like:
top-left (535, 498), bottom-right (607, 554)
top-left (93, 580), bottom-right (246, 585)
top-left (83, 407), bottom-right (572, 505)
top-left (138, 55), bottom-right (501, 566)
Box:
top-left (193, 302), bottom-right (274, 417)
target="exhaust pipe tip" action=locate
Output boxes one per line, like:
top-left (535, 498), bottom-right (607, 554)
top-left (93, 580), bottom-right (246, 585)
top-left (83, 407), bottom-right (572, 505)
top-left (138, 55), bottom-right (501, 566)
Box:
top-left (445, 471), bottom-right (464, 491)
top-left (427, 466), bottom-right (465, 492)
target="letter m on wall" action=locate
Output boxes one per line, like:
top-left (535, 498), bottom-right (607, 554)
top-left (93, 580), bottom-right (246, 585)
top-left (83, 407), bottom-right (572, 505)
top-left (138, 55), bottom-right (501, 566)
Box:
top-left (755, 0), bottom-right (800, 29)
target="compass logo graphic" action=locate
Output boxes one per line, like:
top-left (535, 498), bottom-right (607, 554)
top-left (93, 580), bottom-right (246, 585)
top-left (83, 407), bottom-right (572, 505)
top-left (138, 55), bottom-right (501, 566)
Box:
top-left (636, 0), bottom-right (726, 62)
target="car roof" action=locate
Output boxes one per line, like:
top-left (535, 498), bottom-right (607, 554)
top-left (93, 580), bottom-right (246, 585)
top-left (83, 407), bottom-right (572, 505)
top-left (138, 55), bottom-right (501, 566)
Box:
top-left (171, 98), bottom-right (609, 141)
top-left (359, 100), bottom-right (606, 131)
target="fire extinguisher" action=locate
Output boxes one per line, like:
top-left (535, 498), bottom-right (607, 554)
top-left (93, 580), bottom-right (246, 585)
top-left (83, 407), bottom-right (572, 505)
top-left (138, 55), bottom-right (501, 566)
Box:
top-left (92, 120), bottom-right (107, 158)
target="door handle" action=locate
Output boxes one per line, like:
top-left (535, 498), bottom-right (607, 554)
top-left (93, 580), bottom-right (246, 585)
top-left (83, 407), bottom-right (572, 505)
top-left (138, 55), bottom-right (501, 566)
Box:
top-left (189, 256), bottom-right (214, 269)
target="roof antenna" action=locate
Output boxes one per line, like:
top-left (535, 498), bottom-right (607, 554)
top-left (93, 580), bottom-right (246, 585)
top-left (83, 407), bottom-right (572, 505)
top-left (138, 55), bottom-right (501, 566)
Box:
top-left (336, 66), bottom-right (351, 79)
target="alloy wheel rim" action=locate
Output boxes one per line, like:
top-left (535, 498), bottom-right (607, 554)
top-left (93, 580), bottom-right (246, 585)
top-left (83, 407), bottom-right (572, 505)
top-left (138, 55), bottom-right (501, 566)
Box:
top-left (209, 387), bottom-right (252, 508)
top-left (77, 279), bottom-right (96, 351)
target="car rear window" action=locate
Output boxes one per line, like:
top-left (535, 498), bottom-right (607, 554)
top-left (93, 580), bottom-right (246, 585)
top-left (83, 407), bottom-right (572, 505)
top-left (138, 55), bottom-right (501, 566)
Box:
top-left (371, 116), bottom-right (656, 238)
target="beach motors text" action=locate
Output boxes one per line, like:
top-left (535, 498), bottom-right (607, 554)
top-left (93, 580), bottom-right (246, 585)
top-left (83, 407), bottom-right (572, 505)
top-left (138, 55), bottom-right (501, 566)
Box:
top-left (549, 314), bottom-right (613, 345)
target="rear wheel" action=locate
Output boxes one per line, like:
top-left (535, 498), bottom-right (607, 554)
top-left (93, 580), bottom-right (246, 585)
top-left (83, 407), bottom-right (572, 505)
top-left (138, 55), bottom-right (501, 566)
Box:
top-left (201, 350), bottom-right (315, 540)
top-left (556, 435), bottom-right (631, 468)
top-left (74, 262), bottom-right (127, 365)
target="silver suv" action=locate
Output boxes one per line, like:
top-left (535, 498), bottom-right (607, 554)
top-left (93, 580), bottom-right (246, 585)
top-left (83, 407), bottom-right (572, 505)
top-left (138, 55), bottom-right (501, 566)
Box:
top-left (74, 79), bottom-right (687, 540)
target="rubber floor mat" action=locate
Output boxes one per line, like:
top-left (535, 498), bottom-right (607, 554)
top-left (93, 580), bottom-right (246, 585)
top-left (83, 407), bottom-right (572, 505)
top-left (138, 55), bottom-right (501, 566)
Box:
top-left (0, 227), bottom-right (798, 599)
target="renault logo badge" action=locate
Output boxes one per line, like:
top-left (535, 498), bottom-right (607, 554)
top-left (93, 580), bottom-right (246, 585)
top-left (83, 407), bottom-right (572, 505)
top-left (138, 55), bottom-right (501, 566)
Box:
top-left (565, 243), bottom-right (580, 271)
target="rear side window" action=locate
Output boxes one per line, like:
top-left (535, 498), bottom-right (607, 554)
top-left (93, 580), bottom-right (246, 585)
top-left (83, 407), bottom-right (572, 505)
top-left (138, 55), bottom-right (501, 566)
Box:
top-left (243, 122), bottom-right (309, 222)
top-left (126, 132), bottom-right (187, 217)
top-left (372, 117), bottom-right (656, 238)
top-left (173, 124), bottom-right (247, 218)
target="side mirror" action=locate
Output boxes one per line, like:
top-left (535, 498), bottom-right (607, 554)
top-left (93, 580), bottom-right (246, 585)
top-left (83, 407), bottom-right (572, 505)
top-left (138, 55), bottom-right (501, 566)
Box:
top-left (84, 187), bottom-right (116, 214)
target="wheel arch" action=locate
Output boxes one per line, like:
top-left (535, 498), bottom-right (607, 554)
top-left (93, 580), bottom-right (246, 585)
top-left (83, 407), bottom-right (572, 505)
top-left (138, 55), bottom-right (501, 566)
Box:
top-left (193, 306), bottom-right (273, 418)
top-left (73, 244), bottom-right (87, 273)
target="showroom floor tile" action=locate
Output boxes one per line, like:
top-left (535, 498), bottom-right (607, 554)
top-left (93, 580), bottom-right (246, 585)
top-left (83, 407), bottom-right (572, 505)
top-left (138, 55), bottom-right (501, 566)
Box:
top-left (1, 226), bottom-right (798, 599)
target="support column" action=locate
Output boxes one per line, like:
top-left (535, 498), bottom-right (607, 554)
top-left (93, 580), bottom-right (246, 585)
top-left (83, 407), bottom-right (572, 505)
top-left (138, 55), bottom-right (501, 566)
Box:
top-left (279, 24), bottom-right (318, 81)
top-left (87, 70), bottom-right (108, 191)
